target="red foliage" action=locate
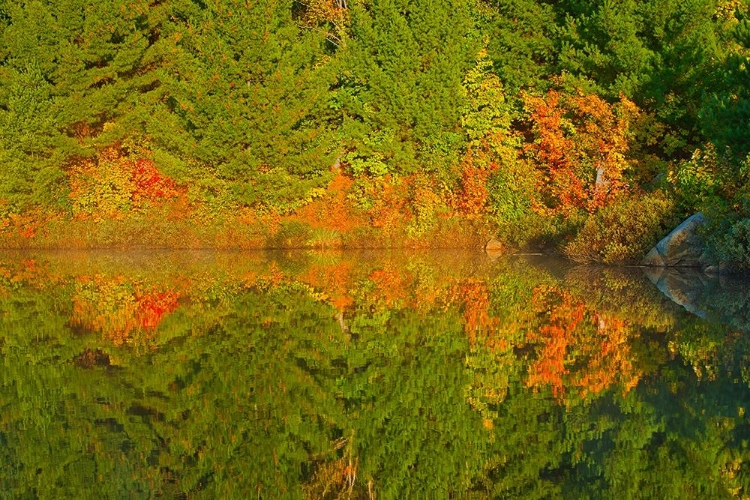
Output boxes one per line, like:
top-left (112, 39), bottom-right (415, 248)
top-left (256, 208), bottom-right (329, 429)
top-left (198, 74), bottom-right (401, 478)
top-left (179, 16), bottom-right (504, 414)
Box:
top-left (68, 147), bottom-right (183, 220)
top-left (135, 290), bottom-right (180, 330)
top-left (130, 159), bottom-right (180, 204)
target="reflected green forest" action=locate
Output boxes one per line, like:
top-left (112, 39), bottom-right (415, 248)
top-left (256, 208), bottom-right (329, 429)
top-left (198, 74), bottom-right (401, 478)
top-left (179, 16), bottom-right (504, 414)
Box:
top-left (0, 251), bottom-right (748, 499)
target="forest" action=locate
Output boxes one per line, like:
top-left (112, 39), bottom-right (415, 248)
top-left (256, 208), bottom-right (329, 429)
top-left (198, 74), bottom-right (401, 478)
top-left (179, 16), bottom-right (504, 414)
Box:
top-left (1, 0), bottom-right (749, 266)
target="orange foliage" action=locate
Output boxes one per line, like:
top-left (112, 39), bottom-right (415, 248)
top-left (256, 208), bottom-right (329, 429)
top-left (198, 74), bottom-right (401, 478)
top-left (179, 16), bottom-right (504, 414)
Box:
top-left (0, 208), bottom-right (50, 240)
top-left (297, 0), bottom-right (348, 26)
top-left (457, 160), bottom-right (497, 218)
top-left (294, 172), bottom-right (363, 234)
top-left (368, 176), bottom-right (412, 234)
top-left (524, 90), bottom-right (637, 215)
top-left (70, 276), bottom-right (180, 345)
top-left (524, 285), bottom-right (641, 399)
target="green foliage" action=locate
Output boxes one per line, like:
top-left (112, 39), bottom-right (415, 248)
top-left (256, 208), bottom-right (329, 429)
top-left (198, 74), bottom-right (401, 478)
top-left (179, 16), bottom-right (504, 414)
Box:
top-left (156, 0), bottom-right (338, 209)
top-left (269, 220), bottom-right (314, 249)
top-left (340, 0), bottom-right (479, 176)
top-left (0, 63), bottom-right (69, 211)
top-left (564, 191), bottom-right (678, 263)
top-left (1, 253), bottom-right (749, 497)
top-left (669, 145), bottom-right (728, 215)
top-left (704, 214), bottom-right (750, 270)
top-left (461, 47), bottom-right (516, 148)
top-left (698, 4), bottom-right (750, 157)
top-left (477, 0), bottom-right (558, 94)
top-left (0, 0), bottom-right (170, 210)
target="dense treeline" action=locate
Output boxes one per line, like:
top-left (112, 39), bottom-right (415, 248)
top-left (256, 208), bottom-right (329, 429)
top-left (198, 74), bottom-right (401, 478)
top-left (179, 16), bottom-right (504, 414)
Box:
top-left (0, 0), bottom-right (749, 263)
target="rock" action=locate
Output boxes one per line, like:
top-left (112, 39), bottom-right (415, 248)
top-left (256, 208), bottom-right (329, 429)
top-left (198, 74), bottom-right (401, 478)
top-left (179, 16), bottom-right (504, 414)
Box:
top-left (642, 213), bottom-right (708, 267)
top-left (644, 267), bottom-right (707, 318)
top-left (642, 246), bottom-right (666, 267)
top-left (484, 238), bottom-right (505, 253)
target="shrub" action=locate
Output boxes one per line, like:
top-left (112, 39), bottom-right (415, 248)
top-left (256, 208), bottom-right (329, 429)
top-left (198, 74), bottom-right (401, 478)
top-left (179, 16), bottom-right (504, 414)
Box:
top-left (496, 210), bottom-right (585, 251)
top-left (703, 212), bottom-right (750, 271)
top-left (268, 221), bottom-right (313, 249)
top-left (563, 191), bottom-right (678, 264)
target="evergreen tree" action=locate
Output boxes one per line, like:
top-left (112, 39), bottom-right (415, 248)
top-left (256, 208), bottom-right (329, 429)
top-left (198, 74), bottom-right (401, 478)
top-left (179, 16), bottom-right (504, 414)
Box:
top-left (339, 0), bottom-right (480, 177)
top-left (154, 0), bottom-right (338, 211)
top-left (477, 0), bottom-right (559, 94)
top-left (699, 7), bottom-right (750, 158)
top-left (554, 0), bottom-right (733, 155)
top-left (0, 0), bottom-right (169, 211)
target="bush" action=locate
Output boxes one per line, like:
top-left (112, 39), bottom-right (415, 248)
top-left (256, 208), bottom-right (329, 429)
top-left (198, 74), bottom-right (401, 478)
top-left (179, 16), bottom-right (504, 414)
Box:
top-left (563, 191), bottom-right (678, 264)
top-left (268, 221), bottom-right (313, 249)
top-left (703, 213), bottom-right (750, 271)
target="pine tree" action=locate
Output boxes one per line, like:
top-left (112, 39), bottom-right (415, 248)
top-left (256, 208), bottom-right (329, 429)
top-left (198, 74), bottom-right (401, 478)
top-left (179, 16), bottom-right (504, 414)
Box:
top-left (339, 0), bottom-right (480, 177)
top-left (0, 0), bottom-right (169, 211)
top-left (153, 0), bottom-right (337, 211)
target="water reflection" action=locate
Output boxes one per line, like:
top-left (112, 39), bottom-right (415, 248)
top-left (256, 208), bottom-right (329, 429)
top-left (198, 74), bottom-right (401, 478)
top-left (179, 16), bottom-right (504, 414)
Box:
top-left (0, 251), bottom-right (748, 498)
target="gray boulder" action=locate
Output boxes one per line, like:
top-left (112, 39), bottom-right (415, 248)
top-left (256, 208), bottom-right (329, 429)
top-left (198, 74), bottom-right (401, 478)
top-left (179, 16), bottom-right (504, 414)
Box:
top-left (643, 267), bottom-right (707, 317)
top-left (642, 213), bottom-right (709, 267)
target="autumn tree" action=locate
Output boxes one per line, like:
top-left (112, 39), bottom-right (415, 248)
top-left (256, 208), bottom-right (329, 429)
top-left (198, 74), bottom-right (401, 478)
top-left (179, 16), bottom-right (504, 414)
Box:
top-left (523, 89), bottom-right (639, 215)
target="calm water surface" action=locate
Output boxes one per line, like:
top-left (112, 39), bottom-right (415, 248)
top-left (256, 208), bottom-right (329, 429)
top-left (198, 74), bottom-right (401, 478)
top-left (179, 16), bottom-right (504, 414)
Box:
top-left (0, 250), bottom-right (748, 499)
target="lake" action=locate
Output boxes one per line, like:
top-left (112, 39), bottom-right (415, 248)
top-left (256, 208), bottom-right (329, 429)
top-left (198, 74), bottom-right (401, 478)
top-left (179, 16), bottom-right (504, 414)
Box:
top-left (0, 250), bottom-right (748, 499)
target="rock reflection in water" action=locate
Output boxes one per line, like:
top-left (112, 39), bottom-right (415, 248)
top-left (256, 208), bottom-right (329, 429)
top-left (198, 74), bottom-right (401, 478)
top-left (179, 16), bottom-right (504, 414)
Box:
top-left (645, 266), bottom-right (750, 331)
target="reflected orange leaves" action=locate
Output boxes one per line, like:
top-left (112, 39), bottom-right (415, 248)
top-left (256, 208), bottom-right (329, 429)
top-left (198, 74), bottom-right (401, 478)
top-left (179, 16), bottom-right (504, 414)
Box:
top-left (524, 285), bottom-right (641, 399)
top-left (70, 276), bottom-right (180, 346)
top-left (368, 267), bottom-right (408, 307)
top-left (6, 257), bottom-right (643, 402)
top-left (456, 278), bottom-right (500, 346)
top-left (300, 262), bottom-right (355, 311)
top-left (0, 259), bottom-right (62, 293)
top-left (525, 286), bottom-right (585, 398)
